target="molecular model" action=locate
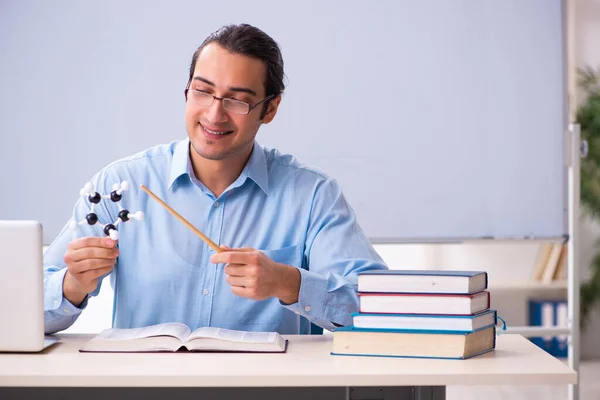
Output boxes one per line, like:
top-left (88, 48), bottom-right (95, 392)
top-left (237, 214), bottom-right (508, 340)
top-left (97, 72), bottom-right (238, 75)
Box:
top-left (70, 181), bottom-right (144, 240)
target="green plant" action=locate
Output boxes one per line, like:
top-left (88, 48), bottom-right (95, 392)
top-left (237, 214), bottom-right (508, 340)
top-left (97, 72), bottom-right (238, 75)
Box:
top-left (576, 65), bottom-right (600, 328)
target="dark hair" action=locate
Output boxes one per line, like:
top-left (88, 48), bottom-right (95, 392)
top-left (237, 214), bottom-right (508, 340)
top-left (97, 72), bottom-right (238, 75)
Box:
top-left (188, 24), bottom-right (285, 118)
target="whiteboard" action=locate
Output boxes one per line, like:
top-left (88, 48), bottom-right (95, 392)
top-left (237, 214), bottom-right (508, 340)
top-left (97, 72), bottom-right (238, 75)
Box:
top-left (0, 0), bottom-right (568, 244)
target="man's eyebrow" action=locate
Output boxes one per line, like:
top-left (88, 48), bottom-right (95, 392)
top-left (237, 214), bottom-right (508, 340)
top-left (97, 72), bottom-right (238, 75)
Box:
top-left (228, 86), bottom-right (256, 96)
top-left (192, 76), bottom-right (257, 97)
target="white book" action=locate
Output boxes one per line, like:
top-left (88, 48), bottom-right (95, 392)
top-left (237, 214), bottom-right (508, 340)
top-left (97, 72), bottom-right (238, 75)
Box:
top-left (359, 291), bottom-right (490, 315)
top-left (80, 323), bottom-right (287, 353)
top-left (358, 270), bottom-right (488, 294)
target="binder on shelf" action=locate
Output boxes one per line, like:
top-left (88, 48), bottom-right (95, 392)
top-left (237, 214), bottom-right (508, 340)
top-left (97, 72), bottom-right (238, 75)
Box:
top-left (528, 299), bottom-right (568, 358)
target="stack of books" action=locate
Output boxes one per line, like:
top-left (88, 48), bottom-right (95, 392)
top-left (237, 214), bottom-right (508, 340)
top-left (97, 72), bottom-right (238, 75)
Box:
top-left (332, 270), bottom-right (497, 359)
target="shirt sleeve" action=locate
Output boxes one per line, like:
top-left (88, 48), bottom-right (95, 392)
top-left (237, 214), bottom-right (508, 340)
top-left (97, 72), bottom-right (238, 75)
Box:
top-left (280, 178), bottom-right (388, 331)
top-left (43, 169), bottom-right (116, 334)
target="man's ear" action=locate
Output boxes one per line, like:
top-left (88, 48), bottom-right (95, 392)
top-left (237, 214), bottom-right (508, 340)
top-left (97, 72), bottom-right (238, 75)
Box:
top-left (262, 95), bottom-right (282, 124)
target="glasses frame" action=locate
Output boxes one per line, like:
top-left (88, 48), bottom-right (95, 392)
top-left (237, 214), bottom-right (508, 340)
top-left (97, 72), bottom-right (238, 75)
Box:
top-left (184, 87), bottom-right (275, 115)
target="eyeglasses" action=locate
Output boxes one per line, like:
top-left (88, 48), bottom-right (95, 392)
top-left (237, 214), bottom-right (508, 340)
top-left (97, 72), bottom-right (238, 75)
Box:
top-left (184, 89), bottom-right (274, 115)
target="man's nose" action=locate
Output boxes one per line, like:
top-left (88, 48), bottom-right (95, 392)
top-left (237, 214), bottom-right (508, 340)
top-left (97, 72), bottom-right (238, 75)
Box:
top-left (205, 98), bottom-right (229, 123)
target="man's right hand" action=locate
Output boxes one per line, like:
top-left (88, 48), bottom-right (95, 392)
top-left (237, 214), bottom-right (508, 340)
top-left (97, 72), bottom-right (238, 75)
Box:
top-left (62, 237), bottom-right (119, 307)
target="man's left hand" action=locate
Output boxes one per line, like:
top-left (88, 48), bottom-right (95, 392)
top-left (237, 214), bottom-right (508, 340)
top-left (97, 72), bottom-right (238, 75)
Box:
top-left (210, 247), bottom-right (301, 304)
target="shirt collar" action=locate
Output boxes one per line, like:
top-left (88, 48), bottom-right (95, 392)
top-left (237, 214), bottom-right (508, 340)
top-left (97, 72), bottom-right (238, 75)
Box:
top-left (168, 139), bottom-right (191, 190)
top-left (168, 139), bottom-right (270, 195)
top-left (239, 142), bottom-right (270, 195)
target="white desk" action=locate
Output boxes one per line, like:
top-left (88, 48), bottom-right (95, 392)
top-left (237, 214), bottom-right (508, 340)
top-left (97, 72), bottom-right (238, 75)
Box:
top-left (0, 333), bottom-right (577, 400)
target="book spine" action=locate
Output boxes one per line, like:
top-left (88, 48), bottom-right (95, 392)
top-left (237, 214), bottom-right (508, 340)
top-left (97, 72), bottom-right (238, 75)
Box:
top-left (331, 344), bottom-right (496, 360)
top-left (352, 309), bottom-right (495, 318)
top-left (339, 323), bottom-right (496, 335)
top-left (358, 292), bottom-right (480, 298)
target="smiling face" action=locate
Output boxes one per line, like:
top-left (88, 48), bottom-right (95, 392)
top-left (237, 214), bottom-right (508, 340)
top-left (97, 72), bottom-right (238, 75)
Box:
top-left (184, 42), bottom-right (281, 167)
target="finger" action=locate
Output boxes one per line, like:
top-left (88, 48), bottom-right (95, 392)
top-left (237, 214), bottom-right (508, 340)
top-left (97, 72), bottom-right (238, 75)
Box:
top-left (231, 247), bottom-right (255, 252)
top-left (218, 246), bottom-right (254, 252)
top-left (223, 263), bottom-right (247, 277)
top-left (68, 237), bottom-right (117, 251)
top-left (67, 246), bottom-right (119, 263)
top-left (77, 269), bottom-right (113, 291)
top-left (81, 265), bottom-right (114, 281)
top-left (225, 274), bottom-right (252, 287)
top-left (230, 285), bottom-right (253, 298)
top-left (71, 258), bottom-right (116, 274)
top-left (211, 250), bottom-right (259, 264)
top-left (72, 259), bottom-right (116, 275)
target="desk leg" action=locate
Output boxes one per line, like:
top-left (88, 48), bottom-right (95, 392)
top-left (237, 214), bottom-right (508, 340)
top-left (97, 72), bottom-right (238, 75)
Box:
top-left (348, 386), bottom-right (446, 400)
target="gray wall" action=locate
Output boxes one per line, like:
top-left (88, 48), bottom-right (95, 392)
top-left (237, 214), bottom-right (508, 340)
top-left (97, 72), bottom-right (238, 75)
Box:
top-left (0, 0), bottom-right (567, 244)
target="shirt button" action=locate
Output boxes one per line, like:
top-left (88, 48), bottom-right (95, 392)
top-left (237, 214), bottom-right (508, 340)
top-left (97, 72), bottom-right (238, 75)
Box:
top-left (203, 289), bottom-right (209, 295)
top-left (53, 299), bottom-right (59, 306)
top-left (304, 305), bottom-right (311, 312)
top-left (214, 202), bottom-right (220, 207)
top-left (63, 308), bottom-right (69, 313)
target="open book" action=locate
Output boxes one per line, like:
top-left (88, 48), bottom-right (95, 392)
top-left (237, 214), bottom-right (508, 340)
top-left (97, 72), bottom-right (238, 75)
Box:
top-left (80, 322), bottom-right (288, 353)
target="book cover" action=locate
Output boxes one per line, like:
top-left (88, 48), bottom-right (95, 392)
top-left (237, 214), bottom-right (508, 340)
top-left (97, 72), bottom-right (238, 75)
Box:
top-left (359, 270), bottom-right (486, 277)
top-left (358, 270), bottom-right (488, 294)
top-left (351, 309), bottom-right (497, 332)
top-left (358, 291), bottom-right (490, 315)
top-left (530, 243), bottom-right (553, 280)
top-left (331, 326), bottom-right (496, 360)
top-left (540, 244), bottom-right (564, 284)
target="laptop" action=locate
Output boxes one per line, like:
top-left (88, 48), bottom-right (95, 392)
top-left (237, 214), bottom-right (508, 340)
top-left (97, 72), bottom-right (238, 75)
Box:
top-left (0, 220), bottom-right (60, 352)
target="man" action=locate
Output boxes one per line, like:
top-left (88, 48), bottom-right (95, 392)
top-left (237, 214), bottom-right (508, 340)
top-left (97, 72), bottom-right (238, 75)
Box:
top-left (43, 24), bottom-right (388, 335)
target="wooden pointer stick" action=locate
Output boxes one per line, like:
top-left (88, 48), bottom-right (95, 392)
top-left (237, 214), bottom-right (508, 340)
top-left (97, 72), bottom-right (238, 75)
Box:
top-left (140, 184), bottom-right (223, 253)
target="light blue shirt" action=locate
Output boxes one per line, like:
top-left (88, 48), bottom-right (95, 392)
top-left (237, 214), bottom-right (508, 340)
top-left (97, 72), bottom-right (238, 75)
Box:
top-left (43, 139), bottom-right (388, 334)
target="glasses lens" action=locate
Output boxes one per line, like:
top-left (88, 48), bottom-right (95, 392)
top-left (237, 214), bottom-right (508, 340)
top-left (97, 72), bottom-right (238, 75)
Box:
top-left (189, 90), bottom-right (213, 106)
top-left (223, 99), bottom-right (250, 115)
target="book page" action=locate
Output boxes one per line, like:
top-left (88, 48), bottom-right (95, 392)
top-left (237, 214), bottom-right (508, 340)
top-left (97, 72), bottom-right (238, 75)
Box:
top-left (188, 327), bottom-right (278, 343)
top-left (95, 322), bottom-right (191, 343)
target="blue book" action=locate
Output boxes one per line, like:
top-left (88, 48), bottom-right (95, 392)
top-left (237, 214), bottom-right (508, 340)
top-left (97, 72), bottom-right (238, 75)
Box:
top-left (358, 270), bottom-right (488, 294)
top-left (352, 309), bottom-right (497, 332)
top-left (331, 325), bottom-right (496, 360)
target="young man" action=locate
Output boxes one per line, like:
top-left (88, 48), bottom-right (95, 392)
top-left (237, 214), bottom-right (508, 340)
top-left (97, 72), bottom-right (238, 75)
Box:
top-left (43, 24), bottom-right (388, 335)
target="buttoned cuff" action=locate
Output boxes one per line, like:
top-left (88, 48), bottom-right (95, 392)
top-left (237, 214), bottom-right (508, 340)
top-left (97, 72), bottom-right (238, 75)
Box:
top-left (44, 268), bottom-right (88, 316)
top-left (280, 268), bottom-right (328, 320)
